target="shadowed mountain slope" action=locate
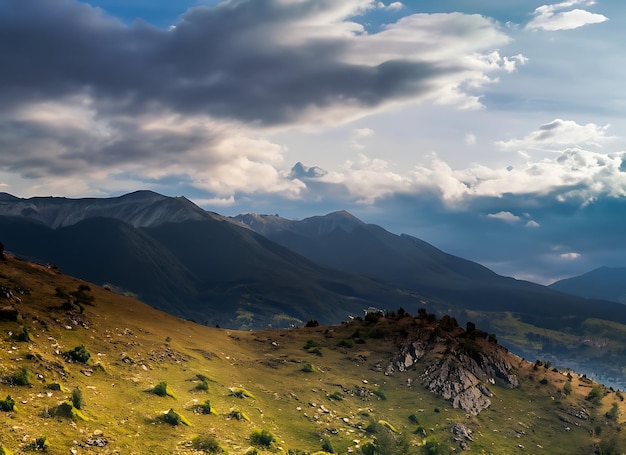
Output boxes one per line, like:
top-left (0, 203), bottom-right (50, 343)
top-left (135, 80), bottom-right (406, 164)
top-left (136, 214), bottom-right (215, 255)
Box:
top-left (550, 266), bottom-right (626, 304)
top-left (0, 205), bottom-right (420, 328)
top-left (235, 211), bottom-right (626, 329)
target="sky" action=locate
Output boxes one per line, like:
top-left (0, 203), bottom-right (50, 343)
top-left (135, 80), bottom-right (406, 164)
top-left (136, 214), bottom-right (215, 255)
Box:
top-left (1, 0), bottom-right (626, 284)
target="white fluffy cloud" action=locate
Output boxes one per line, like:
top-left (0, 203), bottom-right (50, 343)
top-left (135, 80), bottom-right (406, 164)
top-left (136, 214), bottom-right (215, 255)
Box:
top-left (526, 0), bottom-right (608, 31)
top-left (487, 211), bottom-right (521, 222)
top-left (496, 119), bottom-right (615, 152)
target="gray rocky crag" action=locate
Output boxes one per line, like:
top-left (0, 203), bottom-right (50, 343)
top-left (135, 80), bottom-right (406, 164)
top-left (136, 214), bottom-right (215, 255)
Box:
top-left (391, 326), bottom-right (520, 415)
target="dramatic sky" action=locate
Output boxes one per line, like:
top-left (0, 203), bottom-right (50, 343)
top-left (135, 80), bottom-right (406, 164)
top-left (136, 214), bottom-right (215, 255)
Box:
top-left (1, 0), bottom-right (625, 284)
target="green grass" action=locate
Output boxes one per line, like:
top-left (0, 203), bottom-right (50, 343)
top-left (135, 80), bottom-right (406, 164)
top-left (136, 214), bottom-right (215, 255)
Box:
top-left (0, 256), bottom-right (625, 454)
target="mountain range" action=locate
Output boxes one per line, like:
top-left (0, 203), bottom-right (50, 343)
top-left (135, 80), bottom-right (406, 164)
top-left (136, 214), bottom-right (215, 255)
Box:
top-left (2, 190), bottom-right (626, 387)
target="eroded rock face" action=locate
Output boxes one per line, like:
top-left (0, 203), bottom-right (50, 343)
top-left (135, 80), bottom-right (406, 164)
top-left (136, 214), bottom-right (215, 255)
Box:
top-left (423, 355), bottom-right (492, 415)
top-left (392, 328), bottom-right (520, 415)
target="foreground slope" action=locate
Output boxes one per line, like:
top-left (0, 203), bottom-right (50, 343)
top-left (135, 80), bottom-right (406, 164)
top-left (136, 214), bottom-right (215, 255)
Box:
top-left (0, 255), bottom-right (624, 454)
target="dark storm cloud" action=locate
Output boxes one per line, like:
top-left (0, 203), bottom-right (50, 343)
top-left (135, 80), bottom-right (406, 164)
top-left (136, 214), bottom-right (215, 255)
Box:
top-left (0, 0), bottom-right (448, 125)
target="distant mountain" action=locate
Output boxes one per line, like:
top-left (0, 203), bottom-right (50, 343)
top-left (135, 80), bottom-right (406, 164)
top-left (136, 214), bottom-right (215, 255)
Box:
top-left (0, 190), bottom-right (220, 228)
top-left (235, 211), bottom-right (626, 329)
top-left (0, 194), bottom-right (420, 328)
top-left (549, 266), bottom-right (626, 304)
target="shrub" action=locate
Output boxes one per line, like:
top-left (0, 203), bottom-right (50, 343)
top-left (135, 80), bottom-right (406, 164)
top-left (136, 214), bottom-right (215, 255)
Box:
top-left (327, 391), bottom-right (343, 401)
top-left (424, 437), bottom-right (440, 455)
top-left (305, 320), bottom-right (319, 327)
top-left (539, 378), bottom-right (548, 385)
top-left (0, 395), bottom-right (16, 412)
top-left (198, 400), bottom-right (214, 415)
top-left (11, 367), bottom-right (33, 386)
top-left (359, 442), bottom-right (376, 455)
top-left (563, 382), bottom-right (572, 395)
top-left (227, 410), bottom-right (250, 422)
top-left (250, 429), bottom-right (274, 448)
top-left (302, 363), bottom-right (317, 373)
top-left (337, 339), bottom-right (354, 348)
top-left (0, 444), bottom-right (14, 455)
top-left (46, 383), bottom-right (67, 392)
top-left (408, 414), bottom-right (418, 424)
top-left (372, 387), bottom-right (387, 400)
top-left (161, 408), bottom-right (191, 426)
top-left (303, 339), bottom-right (321, 350)
top-left (606, 402), bottom-right (619, 420)
top-left (150, 381), bottom-right (176, 398)
top-left (52, 402), bottom-right (88, 421)
top-left (229, 387), bottom-right (255, 399)
top-left (587, 386), bottom-right (603, 404)
top-left (321, 437), bottom-right (334, 453)
top-left (27, 437), bottom-right (48, 452)
top-left (195, 379), bottom-right (209, 391)
top-left (71, 388), bottom-right (84, 409)
top-left (12, 326), bottom-right (32, 342)
top-left (63, 345), bottom-right (91, 364)
top-left (192, 435), bottom-right (225, 453)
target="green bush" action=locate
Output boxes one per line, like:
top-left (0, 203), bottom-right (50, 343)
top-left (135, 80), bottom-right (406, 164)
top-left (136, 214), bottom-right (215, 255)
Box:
top-left (327, 391), bottom-right (343, 401)
top-left (161, 408), bottom-right (191, 426)
top-left (587, 386), bottom-right (603, 404)
top-left (0, 395), bottom-right (16, 412)
top-left (71, 388), bottom-right (84, 410)
top-left (303, 339), bottom-right (322, 350)
top-left (0, 444), bottom-right (14, 455)
top-left (337, 339), bottom-right (354, 348)
top-left (563, 382), bottom-right (572, 395)
top-left (63, 345), bottom-right (91, 364)
top-left (28, 437), bottom-right (48, 452)
top-left (408, 414), bottom-right (418, 424)
top-left (321, 437), bottom-right (334, 453)
top-left (12, 326), bottom-right (32, 342)
top-left (359, 442), bottom-right (376, 455)
top-left (11, 366), bottom-right (33, 386)
top-left (198, 400), bottom-right (213, 415)
top-left (150, 381), bottom-right (176, 398)
top-left (372, 387), bottom-right (387, 400)
top-left (302, 363), bottom-right (317, 373)
top-left (227, 410), bottom-right (250, 422)
top-left (52, 402), bottom-right (88, 421)
top-left (424, 437), bottom-right (440, 455)
top-left (192, 434), bottom-right (225, 453)
top-left (195, 379), bottom-right (209, 391)
top-left (606, 402), bottom-right (619, 420)
top-left (250, 429), bottom-right (274, 448)
top-left (229, 387), bottom-right (255, 399)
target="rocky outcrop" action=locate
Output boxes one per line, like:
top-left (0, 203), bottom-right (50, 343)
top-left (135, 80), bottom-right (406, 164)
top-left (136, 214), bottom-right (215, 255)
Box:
top-left (391, 327), bottom-right (520, 415)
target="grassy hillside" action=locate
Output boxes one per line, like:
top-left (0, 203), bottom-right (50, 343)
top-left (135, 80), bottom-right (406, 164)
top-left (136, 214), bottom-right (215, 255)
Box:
top-left (0, 255), bottom-right (624, 454)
